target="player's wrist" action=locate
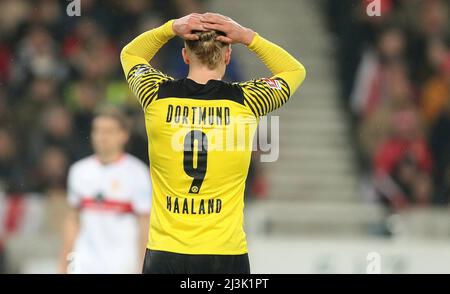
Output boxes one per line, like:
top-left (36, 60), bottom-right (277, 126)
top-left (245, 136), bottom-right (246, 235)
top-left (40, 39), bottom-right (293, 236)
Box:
top-left (165, 19), bottom-right (177, 37)
top-left (242, 28), bottom-right (256, 46)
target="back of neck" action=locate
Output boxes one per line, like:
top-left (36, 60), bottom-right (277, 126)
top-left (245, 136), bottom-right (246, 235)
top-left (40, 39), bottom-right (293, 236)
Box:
top-left (187, 67), bottom-right (223, 84)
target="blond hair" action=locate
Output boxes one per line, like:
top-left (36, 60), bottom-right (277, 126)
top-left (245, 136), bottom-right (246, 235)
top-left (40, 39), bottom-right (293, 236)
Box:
top-left (185, 30), bottom-right (228, 69)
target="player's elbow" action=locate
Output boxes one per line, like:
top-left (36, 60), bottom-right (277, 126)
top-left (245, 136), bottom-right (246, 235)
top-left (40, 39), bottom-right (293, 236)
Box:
top-left (119, 45), bottom-right (129, 66)
top-left (285, 62), bottom-right (306, 95)
top-left (120, 45), bottom-right (133, 75)
top-left (299, 63), bottom-right (306, 84)
top-left (287, 57), bottom-right (307, 84)
top-left (296, 61), bottom-right (307, 85)
top-left (290, 62), bottom-right (306, 91)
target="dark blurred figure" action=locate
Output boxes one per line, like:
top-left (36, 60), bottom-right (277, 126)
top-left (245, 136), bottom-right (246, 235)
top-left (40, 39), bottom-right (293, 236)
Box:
top-left (0, 128), bottom-right (23, 193)
top-left (373, 108), bottom-right (433, 212)
top-left (30, 105), bottom-right (74, 151)
top-left (351, 26), bottom-right (407, 119)
top-left (358, 62), bottom-right (414, 167)
top-left (406, 0), bottom-right (449, 85)
top-left (13, 26), bottom-right (67, 89)
top-left (28, 146), bottom-right (69, 194)
top-left (420, 53), bottom-right (450, 128)
top-left (14, 77), bottom-right (59, 144)
top-left (430, 100), bottom-right (450, 203)
top-left (65, 80), bottom-right (102, 159)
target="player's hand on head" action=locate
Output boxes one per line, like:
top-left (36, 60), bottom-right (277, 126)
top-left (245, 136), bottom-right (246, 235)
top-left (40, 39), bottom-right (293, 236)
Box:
top-left (201, 12), bottom-right (255, 45)
top-left (173, 13), bottom-right (207, 40)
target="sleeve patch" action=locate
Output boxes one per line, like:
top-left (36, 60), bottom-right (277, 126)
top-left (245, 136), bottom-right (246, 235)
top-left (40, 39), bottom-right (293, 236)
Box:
top-left (262, 78), bottom-right (282, 90)
top-left (134, 66), bottom-right (149, 77)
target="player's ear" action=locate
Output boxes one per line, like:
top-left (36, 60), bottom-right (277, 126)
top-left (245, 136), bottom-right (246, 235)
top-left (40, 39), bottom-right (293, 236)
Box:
top-left (182, 48), bottom-right (190, 65)
top-left (224, 45), bottom-right (232, 65)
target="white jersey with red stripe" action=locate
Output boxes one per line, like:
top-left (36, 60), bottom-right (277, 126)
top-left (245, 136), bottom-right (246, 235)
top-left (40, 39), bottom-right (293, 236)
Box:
top-left (67, 153), bottom-right (151, 274)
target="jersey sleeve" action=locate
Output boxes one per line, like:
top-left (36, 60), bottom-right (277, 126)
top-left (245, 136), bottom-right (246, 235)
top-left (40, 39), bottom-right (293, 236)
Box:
top-left (130, 162), bottom-right (152, 215)
top-left (120, 20), bottom-right (176, 111)
top-left (236, 77), bottom-right (291, 117)
top-left (236, 33), bottom-right (306, 117)
top-left (126, 64), bottom-right (174, 110)
top-left (67, 165), bottom-right (80, 208)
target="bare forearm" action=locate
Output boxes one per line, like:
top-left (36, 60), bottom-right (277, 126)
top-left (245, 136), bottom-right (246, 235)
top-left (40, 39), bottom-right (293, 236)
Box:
top-left (137, 214), bottom-right (150, 272)
top-left (59, 210), bottom-right (79, 274)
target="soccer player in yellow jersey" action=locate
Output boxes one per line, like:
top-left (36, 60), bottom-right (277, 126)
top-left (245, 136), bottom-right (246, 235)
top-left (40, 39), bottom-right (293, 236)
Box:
top-left (120, 12), bottom-right (306, 274)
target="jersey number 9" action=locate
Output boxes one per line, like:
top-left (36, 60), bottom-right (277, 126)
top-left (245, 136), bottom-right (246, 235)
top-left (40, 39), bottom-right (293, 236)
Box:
top-left (183, 130), bottom-right (208, 194)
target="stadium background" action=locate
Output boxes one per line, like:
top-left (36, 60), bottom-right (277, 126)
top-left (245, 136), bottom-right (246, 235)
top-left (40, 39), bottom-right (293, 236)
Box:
top-left (1, 0), bottom-right (450, 273)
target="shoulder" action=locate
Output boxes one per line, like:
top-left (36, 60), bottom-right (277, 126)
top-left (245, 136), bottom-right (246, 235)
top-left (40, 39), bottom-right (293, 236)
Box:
top-left (158, 78), bottom-right (245, 105)
top-left (235, 77), bottom-right (290, 92)
top-left (69, 155), bottom-right (97, 175)
top-left (126, 64), bottom-right (173, 82)
top-left (123, 154), bottom-right (149, 174)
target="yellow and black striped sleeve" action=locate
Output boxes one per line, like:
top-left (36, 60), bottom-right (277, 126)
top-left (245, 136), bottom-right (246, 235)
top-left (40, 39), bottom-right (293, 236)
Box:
top-left (120, 20), bottom-right (175, 110)
top-left (126, 64), bottom-right (174, 110)
top-left (236, 33), bottom-right (306, 117)
top-left (237, 77), bottom-right (291, 117)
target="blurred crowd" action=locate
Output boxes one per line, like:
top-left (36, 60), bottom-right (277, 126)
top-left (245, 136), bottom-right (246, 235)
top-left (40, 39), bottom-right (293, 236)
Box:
top-left (326, 0), bottom-right (450, 211)
top-left (0, 1), bottom-right (271, 272)
top-left (0, 0), bottom-right (448, 273)
top-left (0, 0), bottom-right (256, 197)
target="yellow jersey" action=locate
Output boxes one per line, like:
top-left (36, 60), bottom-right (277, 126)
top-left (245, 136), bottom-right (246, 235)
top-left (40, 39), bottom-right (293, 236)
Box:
top-left (121, 20), bottom-right (306, 255)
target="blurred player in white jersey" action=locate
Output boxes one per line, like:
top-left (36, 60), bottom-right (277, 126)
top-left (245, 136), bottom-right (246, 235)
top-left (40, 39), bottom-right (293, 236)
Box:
top-left (59, 106), bottom-right (151, 274)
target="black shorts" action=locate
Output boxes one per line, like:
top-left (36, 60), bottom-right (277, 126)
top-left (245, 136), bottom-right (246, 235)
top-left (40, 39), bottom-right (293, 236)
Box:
top-left (142, 249), bottom-right (250, 274)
